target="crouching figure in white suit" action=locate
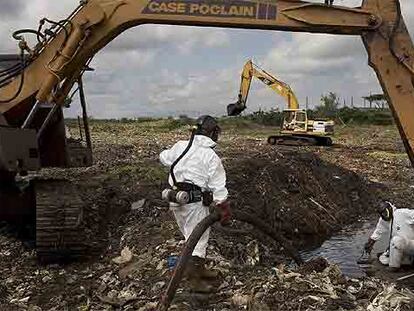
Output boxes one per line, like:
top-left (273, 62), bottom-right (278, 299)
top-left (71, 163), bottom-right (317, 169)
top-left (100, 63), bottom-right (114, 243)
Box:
top-left (364, 201), bottom-right (414, 271)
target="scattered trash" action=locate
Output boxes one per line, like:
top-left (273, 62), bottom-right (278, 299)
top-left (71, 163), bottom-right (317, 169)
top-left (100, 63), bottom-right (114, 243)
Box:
top-left (397, 273), bottom-right (414, 282)
top-left (131, 199), bottom-right (146, 211)
top-left (138, 302), bottom-right (158, 311)
top-left (112, 247), bottom-right (133, 265)
top-left (151, 281), bottom-right (166, 293)
top-left (246, 240), bottom-right (260, 266)
top-left (41, 276), bottom-right (52, 283)
top-left (366, 285), bottom-right (414, 311)
top-left (357, 250), bottom-right (373, 265)
top-left (167, 256), bottom-right (178, 272)
top-left (232, 293), bottom-right (250, 306)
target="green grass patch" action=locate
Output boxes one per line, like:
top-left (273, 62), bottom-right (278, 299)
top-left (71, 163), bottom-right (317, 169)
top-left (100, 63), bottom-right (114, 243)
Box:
top-left (368, 151), bottom-right (408, 161)
top-left (109, 162), bottom-right (167, 183)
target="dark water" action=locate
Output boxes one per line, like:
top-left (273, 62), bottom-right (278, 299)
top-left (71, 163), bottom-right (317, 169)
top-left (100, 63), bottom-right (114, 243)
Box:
top-left (301, 218), bottom-right (387, 278)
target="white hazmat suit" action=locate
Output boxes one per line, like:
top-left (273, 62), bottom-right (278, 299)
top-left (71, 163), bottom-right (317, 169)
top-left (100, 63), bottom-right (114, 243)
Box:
top-left (160, 135), bottom-right (228, 258)
top-left (370, 204), bottom-right (414, 268)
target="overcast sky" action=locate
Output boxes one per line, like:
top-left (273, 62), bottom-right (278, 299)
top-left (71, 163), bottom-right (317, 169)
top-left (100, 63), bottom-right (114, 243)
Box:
top-left (1, 0), bottom-right (413, 118)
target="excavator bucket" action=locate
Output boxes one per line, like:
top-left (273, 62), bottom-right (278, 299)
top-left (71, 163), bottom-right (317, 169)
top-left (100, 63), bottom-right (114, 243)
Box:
top-left (227, 102), bottom-right (245, 116)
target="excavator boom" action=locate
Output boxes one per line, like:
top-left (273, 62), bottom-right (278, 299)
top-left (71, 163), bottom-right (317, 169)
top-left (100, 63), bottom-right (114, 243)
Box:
top-left (229, 59), bottom-right (299, 115)
top-left (241, 60), bottom-right (299, 109)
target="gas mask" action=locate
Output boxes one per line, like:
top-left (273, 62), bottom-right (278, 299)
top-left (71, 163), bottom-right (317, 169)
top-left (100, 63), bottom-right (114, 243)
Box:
top-left (195, 115), bottom-right (221, 142)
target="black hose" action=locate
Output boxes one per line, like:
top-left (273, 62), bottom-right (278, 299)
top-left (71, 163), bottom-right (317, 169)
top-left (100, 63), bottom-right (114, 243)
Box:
top-left (0, 62), bottom-right (22, 74)
top-left (157, 210), bottom-right (303, 311)
top-left (0, 75), bottom-right (21, 89)
top-left (0, 61), bottom-right (28, 88)
top-left (233, 210), bottom-right (303, 265)
top-left (0, 3), bottom-right (82, 85)
top-left (38, 3), bottom-right (80, 50)
top-left (0, 64), bottom-right (23, 78)
top-left (42, 18), bottom-right (69, 43)
top-left (169, 128), bottom-right (197, 186)
top-left (0, 51), bottom-right (25, 103)
top-left (0, 16), bottom-right (73, 94)
top-left (158, 212), bottom-right (221, 311)
top-left (12, 29), bottom-right (46, 42)
top-left (37, 21), bottom-right (46, 45)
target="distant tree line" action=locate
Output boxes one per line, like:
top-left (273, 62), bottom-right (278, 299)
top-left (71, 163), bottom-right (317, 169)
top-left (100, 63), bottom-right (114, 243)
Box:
top-left (238, 92), bottom-right (394, 126)
top-left (66, 92), bottom-right (393, 126)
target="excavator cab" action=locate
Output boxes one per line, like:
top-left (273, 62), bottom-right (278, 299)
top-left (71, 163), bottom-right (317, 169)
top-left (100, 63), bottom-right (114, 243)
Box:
top-left (268, 109), bottom-right (333, 146)
top-left (281, 109), bottom-right (308, 133)
top-left (281, 109), bottom-right (334, 135)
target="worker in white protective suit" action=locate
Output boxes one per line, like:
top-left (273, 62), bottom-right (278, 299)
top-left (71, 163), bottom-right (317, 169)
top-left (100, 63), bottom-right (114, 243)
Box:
top-left (159, 115), bottom-right (230, 292)
top-left (364, 201), bottom-right (414, 271)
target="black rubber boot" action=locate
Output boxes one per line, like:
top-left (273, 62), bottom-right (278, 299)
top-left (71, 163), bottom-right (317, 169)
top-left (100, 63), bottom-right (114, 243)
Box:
top-left (186, 256), bottom-right (218, 293)
top-left (190, 256), bottom-right (219, 279)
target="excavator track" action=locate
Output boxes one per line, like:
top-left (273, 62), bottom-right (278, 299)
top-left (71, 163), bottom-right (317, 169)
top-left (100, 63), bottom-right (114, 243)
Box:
top-left (35, 180), bottom-right (87, 263)
top-left (267, 135), bottom-right (333, 146)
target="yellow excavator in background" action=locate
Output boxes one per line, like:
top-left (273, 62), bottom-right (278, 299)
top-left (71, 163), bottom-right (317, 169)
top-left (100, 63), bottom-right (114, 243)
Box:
top-left (228, 60), bottom-right (334, 146)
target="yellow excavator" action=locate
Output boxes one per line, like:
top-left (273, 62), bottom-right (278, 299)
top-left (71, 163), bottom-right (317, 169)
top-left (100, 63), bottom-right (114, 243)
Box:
top-left (0, 0), bottom-right (413, 260)
top-left (228, 60), bottom-right (335, 146)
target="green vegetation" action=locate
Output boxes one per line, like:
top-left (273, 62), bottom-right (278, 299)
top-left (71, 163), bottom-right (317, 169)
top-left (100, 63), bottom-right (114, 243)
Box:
top-left (108, 161), bottom-right (167, 183)
top-left (334, 107), bottom-right (393, 125)
top-left (368, 151), bottom-right (408, 161)
top-left (314, 92), bottom-right (340, 118)
top-left (68, 107), bottom-right (394, 131)
top-left (67, 92), bottom-right (394, 131)
top-left (220, 107), bottom-right (394, 128)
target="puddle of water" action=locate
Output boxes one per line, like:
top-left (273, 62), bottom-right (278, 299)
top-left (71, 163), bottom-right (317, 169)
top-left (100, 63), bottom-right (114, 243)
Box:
top-left (301, 218), bottom-right (388, 278)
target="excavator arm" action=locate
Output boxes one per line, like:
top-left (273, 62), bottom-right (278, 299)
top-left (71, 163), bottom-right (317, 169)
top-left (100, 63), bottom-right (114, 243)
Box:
top-left (0, 0), bottom-right (413, 167)
top-left (228, 59), bottom-right (299, 116)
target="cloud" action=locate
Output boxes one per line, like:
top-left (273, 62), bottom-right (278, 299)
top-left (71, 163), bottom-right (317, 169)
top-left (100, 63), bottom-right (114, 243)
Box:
top-left (66, 62), bottom-right (247, 119)
top-left (262, 32), bottom-right (383, 107)
top-left (105, 25), bottom-right (229, 55)
top-left (264, 34), bottom-right (369, 80)
top-left (0, 0), bottom-right (26, 17)
top-left (401, 0), bottom-right (414, 36)
top-left (259, 0), bottom-right (414, 110)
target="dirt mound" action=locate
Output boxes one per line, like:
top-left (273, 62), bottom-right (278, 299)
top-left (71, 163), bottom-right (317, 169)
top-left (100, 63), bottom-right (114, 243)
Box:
top-left (225, 149), bottom-right (381, 249)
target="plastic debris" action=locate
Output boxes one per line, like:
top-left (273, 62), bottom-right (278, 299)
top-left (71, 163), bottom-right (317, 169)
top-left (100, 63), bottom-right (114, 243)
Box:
top-left (364, 285), bottom-right (414, 311)
top-left (112, 247), bottom-right (133, 265)
top-left (131, 199), bottom-right (146, 211)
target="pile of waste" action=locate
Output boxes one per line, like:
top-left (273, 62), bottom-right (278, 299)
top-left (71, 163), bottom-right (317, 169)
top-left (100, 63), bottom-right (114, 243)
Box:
top-left (224, 149), bottom-right (382, 249)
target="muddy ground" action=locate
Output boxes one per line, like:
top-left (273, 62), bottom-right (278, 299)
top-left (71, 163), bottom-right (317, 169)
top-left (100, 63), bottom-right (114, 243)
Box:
top-left (0, 120), bottom-right (413, 310)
